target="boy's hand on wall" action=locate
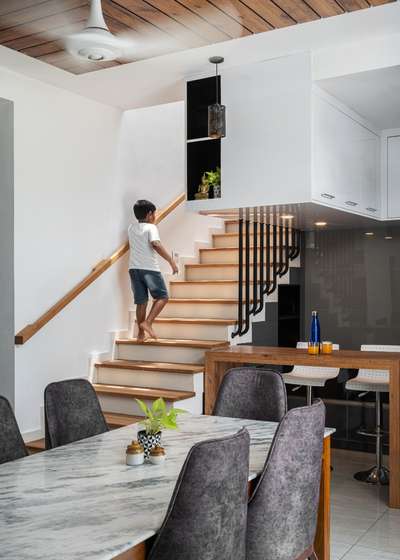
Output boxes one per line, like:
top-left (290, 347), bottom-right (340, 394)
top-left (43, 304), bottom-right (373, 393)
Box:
top-left (171, 261), bottom-right (179, 275)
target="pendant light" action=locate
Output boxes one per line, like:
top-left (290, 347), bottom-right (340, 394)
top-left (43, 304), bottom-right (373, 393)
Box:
top-left (208, 56), bottom-right (226, 139)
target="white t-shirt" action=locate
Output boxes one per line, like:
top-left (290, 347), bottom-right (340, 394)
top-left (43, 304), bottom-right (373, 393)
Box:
top-left (128, 222), bottom-right (161, 271)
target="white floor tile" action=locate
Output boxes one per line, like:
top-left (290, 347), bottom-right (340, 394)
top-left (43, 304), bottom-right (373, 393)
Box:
top-left (342, 545), bottom-right (400, 560)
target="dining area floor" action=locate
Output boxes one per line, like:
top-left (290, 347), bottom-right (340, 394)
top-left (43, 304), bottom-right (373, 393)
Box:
top-left (331, 449), bottom-right (399, 560)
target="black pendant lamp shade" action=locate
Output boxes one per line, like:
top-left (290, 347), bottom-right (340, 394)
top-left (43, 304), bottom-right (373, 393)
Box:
top-left (208, 56), bottom-right (226, 139)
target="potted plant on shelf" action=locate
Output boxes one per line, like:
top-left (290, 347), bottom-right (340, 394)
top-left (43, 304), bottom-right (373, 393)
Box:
top-left (205, 167), bottom-right (221, 199)
top-left (135, 397), bottom-right (186, 458)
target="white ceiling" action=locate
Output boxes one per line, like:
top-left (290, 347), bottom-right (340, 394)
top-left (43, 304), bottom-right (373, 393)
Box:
top-left (318, 65), bottom-right (400, 131)
top-left (1, 2), bottom-right (400, 111)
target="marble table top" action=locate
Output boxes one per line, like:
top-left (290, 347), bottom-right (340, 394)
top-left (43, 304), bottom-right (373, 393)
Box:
top-left (0, 414), bottom-right (335, 560)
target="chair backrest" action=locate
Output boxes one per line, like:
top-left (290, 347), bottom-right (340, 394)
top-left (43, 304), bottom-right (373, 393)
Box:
top-left (148, 428), bottom-right (250, 560)
top-left (359, 344), bottom-right (400, 381)
top-left (246, 400), bottom-right (326, 560)
top-left (45, 378), bottom-right (108, 449)
top-left (293, 341), bottom-right (340, 376)
top-left (0, 396), bottom-right (28, 465)
top-left (212, 367), bottom-right (287, 422)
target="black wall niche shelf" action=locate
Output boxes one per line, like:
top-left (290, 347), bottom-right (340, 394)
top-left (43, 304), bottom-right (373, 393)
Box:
top-left (186, 75), bottom-right (222, 202)
top-left (187, 139), bottom-right (221, 202)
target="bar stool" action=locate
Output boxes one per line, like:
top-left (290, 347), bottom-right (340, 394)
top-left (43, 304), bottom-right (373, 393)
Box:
top-left (283, 341), bottom-right (340, 405)
top-left (345, 344), bottom-right (400, 485)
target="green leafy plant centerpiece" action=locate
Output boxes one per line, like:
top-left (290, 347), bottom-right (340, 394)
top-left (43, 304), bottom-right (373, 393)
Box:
top-left (135, 397), bottom-right (186, 458)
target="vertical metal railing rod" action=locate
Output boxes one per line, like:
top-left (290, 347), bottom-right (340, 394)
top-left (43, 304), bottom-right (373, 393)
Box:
top-left (241, 207), bottom-right (251, 336)
top-left (279, 226), bottom-right (290, 277)
top-left (251, 207), bottom-right (258, 315)
top-left (254, 207), bottom-right (265, 315)
top-left (231, 208), bottom-right (244, 338)
top-left (267, 218), bottom-right (278, 295)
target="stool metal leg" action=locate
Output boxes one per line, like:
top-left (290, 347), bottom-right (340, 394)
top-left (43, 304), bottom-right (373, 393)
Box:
top-left (306, 386), bottom-right (312, 406)
top-left (354, 392), bottom-right (389, 485)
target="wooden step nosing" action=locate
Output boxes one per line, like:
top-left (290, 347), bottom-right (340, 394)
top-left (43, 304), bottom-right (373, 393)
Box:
top-left (95, 360), bottom-right (204, 374)
top-left (115, 338), bottom-right (229, 349)
top-left (93, 383), bottom-right (195, 401)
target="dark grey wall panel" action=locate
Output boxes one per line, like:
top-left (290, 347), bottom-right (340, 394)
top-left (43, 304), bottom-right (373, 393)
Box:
top-left (303, 228), bottom-right (400, 349)
top-left (0, 98), bottom-right (14, 405)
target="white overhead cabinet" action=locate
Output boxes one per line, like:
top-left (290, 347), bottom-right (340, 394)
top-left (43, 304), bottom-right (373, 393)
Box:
top-left (312, 91), bottom-right (380, 218)
top-left (387, 136), bottom-right (400, 219)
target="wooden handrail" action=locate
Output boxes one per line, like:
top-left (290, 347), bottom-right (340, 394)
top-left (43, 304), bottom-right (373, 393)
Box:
top-left (15, 193), bottom-right (186, 345)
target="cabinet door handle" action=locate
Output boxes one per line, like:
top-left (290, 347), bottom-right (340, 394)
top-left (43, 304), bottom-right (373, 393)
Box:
top-left (345, 200), bottom-right (358, 207)
top-left (366, 207), bottom-right (377, 212)
top-left (321, 193), bottom-right (335, 200)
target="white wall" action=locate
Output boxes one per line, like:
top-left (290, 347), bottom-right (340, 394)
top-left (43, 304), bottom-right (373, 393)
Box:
top-left (1, 70), bottom-right (218, 437)
top-left (116, 102), bottom-right (221, 276)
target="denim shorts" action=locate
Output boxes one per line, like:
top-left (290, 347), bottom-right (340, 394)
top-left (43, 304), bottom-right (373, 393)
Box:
top-left (129, 269), bottom-right (168, 305)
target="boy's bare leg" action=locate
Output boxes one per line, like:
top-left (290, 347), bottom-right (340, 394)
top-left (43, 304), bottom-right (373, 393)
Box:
top-left (136, 303), bottom-right (148, 341)
top-left (140, 298), bottom-right (168, 339)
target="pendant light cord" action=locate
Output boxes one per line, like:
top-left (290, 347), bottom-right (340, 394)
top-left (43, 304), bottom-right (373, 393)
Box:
top-left (215, 62), bottom-right (219, 104)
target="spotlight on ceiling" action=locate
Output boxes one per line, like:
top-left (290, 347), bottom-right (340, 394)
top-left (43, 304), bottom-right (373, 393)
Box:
top-left (281, 215), bottom-right (294, 220)
top-left (385, 236), bottom-right (393, 240)
top-left (365, 232), bottom-right (374, 236)
top-left (315, 221), bottom-right (327, 227)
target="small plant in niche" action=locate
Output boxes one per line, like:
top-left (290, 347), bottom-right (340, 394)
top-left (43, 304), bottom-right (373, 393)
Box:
top-left (135, 397), bottom-right (186, 458)
top-left (205, 167), bottom-right (221, 199)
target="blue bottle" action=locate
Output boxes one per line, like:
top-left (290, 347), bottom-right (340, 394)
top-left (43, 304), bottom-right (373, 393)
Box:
top-left (310, 311), bottom-right (321, 345)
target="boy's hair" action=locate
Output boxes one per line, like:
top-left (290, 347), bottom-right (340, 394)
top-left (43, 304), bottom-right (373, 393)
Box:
top-left (133, 199), bottom-right (156, 220)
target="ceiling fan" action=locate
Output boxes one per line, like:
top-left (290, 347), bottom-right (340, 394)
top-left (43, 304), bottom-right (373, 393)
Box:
top-left (63, 0), bottom-right (137, 62)
top-left (55, 0), bottom-right (242, 64)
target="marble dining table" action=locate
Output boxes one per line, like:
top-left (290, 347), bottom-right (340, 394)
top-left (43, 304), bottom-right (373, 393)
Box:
top-left (0, 414), bottom-right (334, 560)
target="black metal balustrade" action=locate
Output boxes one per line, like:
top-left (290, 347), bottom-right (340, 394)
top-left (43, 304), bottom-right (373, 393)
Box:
top-left (231, 208), bottom-right (301, 339)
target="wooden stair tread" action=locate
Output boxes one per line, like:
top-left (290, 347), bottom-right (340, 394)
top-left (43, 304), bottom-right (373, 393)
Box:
top-left (152, 317), bottom-right (235, 325)
top-left (170, 280), bottom-right (270, 285)
top-left (166, 298), bottom-right (253, 304)
top-left (96, 360), bottom-right (204, 374)
top-left (93, 383), bottom-right (195, 401)
top-left (116, 338), bottom-right (229, 349)
top-left (103, 411), bottom-right (143, 427)
top-left (186, 263), bottom-right (281, 268)
top-left (201, 247), bottom-right (276, 251)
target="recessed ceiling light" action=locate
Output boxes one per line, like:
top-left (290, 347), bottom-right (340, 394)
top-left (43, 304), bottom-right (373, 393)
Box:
top-left (385, 236), bottom-right (393, 240)
top-left (365, 232), bottom-right (374, 236)
top-left (315, 221), bottom-right (327, 227)
top-left (281, 215), bottom-right (294, 220)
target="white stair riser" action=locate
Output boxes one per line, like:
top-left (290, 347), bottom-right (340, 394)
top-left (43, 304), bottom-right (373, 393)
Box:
top-left (117, 343), bottom-right (206, 364)
top-left (170, 283), bottom-right (238, 299)
top-left (201, 248), bottom-right (276, 264)
top-left (186, 265), bottom-right (285, 281)
top-left (96, 368), bottom-right (203, 392)
top-left (225, 222), bottom-right (240, 233)
top-left (213, 234), bottom-right (276, 248)
top-left (135, 321), bottom-right (230, 341)
top-left (159, 302), bottom-right (237, 320)
top-left (98, 393), bottom-right (203, 416)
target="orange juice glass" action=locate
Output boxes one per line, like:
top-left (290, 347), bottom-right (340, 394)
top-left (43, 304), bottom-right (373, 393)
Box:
top-left (322, 341), bottom-right (333, 354)
top-left (308, 342), bottom-right (320, 355)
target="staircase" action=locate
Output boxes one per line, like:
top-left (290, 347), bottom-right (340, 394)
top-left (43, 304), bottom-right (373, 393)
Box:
top-left (92, 217), bottom-right (299, 420)
top-left (26, 217), bottom-right (299, 453)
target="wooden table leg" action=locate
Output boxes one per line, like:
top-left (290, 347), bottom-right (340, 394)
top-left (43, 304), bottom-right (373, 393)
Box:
top-left (204, 357), bottom-right (239, 415)
top-left (314, 436), bottom-right (331, 560)
top-left (389, 361), bottom-right (400, 508)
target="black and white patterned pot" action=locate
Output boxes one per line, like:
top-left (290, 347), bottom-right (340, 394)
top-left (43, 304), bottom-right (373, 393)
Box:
top-left (138, 430), bottom-right (162, 459)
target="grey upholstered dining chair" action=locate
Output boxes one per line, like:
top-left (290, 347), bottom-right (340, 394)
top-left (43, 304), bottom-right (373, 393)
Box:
top-left (0, 395), bottom-right (28, 464)
top-left (148, 428), bottom-right (250, 560)
top-left (212, 367), bottom-right (287, 422)
top-left (45, 378), bottom-right (109, 449)
top-left (246, 399), bottom-right (326, 560)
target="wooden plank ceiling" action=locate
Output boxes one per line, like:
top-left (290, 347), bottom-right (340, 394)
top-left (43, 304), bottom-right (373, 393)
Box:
top-left (0, 0), bottom-right (394, 75)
